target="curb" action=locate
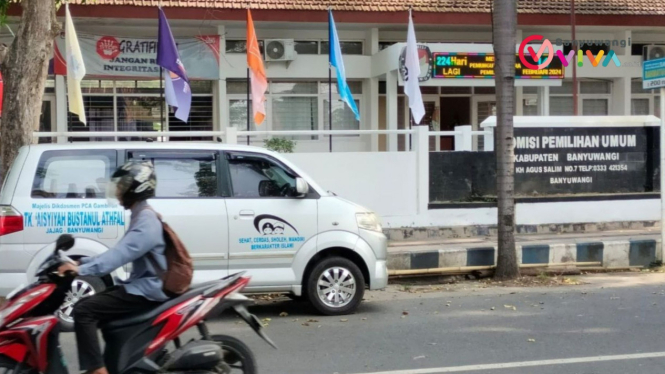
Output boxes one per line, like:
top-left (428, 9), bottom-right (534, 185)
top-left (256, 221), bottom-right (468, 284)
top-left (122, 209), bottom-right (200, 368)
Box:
top-left (386, 239), bottom-right (662, 273)
top-left (384, 221), bottom-right (658, 242)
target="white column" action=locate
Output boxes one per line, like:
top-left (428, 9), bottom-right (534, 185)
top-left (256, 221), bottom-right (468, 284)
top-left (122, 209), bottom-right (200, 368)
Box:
top-left (366, 78), bottom-right (379, 151)
top-left (612, 77), bottom-right (630, 115)
top-left (366, 28), bottom-right (380, 152)
top-left (55, 75), bottom-right (67, 143)
top-left (615, 30), bottom-right (632, 57)
top-left (386, 70), bottom-right (398, 152)
top-left (366, 28), bottom-right (379, 56)
top-left (413, 125), bottom-right (429, 214)
top-left (217, 25), bottom-right (229, 133)
top-left (226, 126), bottom-right (238, 144)
top-left (484, 126), bottom-right (494, 151)
top-left (538, 86), bottom-right (550, 115)
top-left (454, 125), bottom-right (473, 151)
top-left (515, 86), bottom-right (524, 115)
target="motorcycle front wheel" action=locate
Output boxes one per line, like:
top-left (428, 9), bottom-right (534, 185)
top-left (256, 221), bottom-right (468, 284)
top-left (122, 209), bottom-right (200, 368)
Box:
top-left (0, 355), bottom-right (37, 374)
top-left (211, 335), bottom-right (257, 374)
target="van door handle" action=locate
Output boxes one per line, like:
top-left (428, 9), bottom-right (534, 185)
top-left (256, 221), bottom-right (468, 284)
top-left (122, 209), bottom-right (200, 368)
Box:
top-left (239, 210), bottom-right (255, 217)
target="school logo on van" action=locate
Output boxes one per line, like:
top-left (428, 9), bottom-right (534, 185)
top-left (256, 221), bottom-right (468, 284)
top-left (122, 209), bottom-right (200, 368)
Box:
top-left (253, 214), bottom-right (299, 236)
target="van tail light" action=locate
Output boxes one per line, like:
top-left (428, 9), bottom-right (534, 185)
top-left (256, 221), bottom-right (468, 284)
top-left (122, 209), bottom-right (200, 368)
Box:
top-left (0, 206), bottom-right (23, 236)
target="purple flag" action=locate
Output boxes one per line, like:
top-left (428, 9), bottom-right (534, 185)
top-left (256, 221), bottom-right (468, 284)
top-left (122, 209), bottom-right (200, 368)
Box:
top-left (157, 8), bottom-right (191, 122)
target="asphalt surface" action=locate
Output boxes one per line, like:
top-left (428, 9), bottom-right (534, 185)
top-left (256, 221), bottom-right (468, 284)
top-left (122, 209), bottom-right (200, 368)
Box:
top-left (57, 272), bottom-right (665, 374)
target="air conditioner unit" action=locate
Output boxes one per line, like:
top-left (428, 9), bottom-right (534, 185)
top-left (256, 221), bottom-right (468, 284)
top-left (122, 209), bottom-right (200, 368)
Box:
top-left (264, 39), bottom-right (296, 62)
top-left (643, 45), bottom-right (665, 61)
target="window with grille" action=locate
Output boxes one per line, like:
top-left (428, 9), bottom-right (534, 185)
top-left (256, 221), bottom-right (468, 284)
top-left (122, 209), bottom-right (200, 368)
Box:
top-left (67, 80), bottom-right (214, 141)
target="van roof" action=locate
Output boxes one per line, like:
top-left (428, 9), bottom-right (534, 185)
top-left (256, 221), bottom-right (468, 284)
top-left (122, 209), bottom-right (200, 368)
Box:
top-left (28, 142), bottom-right (270, 153)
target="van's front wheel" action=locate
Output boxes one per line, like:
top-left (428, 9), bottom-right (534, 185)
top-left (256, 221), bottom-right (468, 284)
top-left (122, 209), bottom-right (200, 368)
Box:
top-left (57, 276), bottom-right (106, 332)
top-left (306, 257), bottom-right (365, 315)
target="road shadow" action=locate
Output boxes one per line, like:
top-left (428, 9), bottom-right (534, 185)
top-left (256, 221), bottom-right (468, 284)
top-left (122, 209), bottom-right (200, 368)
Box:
top-left (209, 296), bottom-right (383, 322)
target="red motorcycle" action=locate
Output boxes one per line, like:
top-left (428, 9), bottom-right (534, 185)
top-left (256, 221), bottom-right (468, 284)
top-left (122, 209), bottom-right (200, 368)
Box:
top-left (0, 234), bottom-right (276, 374)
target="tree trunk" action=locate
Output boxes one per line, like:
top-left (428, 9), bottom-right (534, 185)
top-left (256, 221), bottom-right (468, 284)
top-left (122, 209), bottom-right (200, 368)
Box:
top-left (0, 0), bottom-right (60, 182)
top-left (492, 0), bottom-right (519, 280)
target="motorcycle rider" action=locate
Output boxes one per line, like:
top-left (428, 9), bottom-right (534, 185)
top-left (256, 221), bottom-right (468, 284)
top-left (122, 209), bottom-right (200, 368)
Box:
top-left (58, 161), bottom-right (168, 374)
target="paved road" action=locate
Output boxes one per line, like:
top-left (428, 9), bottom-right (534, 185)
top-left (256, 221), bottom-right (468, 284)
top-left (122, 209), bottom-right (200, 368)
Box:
top-left (58, 272), bottom-right (665, 374)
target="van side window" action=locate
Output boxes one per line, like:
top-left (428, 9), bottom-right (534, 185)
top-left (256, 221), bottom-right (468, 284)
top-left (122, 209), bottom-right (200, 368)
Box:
top-left (32, 150), bottom-right (117, 199)
top-left (128, 153), bottom-right (218, 198)
top-left (226, 153), bottom-right (298, 198)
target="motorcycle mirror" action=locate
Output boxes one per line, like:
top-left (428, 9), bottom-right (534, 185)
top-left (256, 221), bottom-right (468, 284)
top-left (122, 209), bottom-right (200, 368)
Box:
top-left (55, 234), bottom-right (75, 251)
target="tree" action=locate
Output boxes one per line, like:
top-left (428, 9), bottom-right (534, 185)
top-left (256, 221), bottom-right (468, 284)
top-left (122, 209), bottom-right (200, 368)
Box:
top-left (491, 0), bottom-right (519, 280)
top-left (0, 0), bottom-right (60, 182)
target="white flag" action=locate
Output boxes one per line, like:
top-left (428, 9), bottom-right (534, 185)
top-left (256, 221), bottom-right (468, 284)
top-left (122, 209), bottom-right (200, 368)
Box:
top-left (404, 9), bottom-right (425, 124)
top-left (65, 4), bottom-right (86, 125)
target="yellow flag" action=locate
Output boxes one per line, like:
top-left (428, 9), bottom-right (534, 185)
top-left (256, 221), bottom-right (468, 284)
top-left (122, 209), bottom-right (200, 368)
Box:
top-left (65, 4), bottom-right (86, 125)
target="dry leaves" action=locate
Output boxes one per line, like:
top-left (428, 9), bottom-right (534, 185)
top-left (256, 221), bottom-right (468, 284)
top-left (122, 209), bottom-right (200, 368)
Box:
top-left (279, 312), bottom-right (289, 317)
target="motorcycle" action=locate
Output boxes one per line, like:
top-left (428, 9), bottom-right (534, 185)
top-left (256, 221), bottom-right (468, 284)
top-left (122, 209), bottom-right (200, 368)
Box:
top-left (0, 234), bottom-right (276, 374)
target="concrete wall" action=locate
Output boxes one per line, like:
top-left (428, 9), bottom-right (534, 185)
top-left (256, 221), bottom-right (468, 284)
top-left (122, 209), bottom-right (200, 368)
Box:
top-left (284, 152), bottom-right (418, 217)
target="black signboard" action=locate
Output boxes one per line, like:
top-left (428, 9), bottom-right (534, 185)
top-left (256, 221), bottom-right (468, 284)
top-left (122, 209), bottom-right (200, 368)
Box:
top-left (514, 127), bottom-right (656, 195)
top-left (432, 53), bottom-right (564, 79)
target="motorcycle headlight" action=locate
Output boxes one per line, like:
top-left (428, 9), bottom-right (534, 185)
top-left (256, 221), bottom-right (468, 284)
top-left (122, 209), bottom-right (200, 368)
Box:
top-left (356, 212), bottom-right (382, 233)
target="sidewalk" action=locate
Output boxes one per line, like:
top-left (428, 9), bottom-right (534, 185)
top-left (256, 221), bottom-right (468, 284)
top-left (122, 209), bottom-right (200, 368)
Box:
top-left (386, 227), bottom-right (662, 274)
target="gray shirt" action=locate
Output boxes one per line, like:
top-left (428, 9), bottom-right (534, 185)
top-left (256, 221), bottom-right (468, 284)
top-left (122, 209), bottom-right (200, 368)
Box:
top-left (79, 200), bottom-right (168, 301)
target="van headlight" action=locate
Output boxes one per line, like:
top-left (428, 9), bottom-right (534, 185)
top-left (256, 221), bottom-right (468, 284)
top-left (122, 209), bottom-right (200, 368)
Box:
top-left (356, 212), bottom-right (382, 233)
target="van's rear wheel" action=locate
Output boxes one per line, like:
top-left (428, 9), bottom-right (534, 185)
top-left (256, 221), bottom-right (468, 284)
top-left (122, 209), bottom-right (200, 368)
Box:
top-left (306, 257), bottom-right (365, 315)
top-left (57, 276), bottom-right (106, 332)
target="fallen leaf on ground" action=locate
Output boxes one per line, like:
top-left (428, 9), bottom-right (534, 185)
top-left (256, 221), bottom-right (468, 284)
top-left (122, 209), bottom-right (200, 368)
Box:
top-left (279, 312), bottom-right (289, 317)
top-left (490, 307), bottom-right (496, 311)
top-left (340, 319), bottom-right (348, 322)
top-left (307, 319), bottom-right (319, 323)
top-left (262, 318), bottom-right (272, 322)
top-left (361, 318), bottom-right (368, 321)
top-left (402, 311), bottom-right (409, 315)
top-left (302, 323), bottom-right (310, 327)
top-left (401, 315), bottom-right (406, 319)
top-left (413, 355), bottom-right (426, 360)
top-left (528, 339), bottom-right (536, 342)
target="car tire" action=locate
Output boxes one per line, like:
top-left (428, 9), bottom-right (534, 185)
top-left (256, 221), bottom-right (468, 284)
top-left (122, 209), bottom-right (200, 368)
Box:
top-left (56, 276), bottom-right (106, 332)
top-left (306, 256), bottom-right (365, 316)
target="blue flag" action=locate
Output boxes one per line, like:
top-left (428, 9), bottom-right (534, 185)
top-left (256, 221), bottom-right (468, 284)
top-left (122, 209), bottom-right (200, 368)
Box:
top-left (157, 8), bottom-right (191, 123)
top-left (328, 10), bottom-right (360, 121)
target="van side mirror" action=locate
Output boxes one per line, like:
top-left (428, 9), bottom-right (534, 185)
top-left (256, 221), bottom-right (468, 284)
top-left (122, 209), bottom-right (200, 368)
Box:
top-left (295, 177), bottom-right (309, 197)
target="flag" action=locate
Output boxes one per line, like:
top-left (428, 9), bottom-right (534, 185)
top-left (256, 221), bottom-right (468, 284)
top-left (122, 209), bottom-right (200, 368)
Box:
top-left (65, 4), bottom-right (86, 125)
top-left (157, 8), bottom-right (191, 123)
top-left (328, 10), bottom-right (360, 121)
top-left (247, 9), bottom-right (267, 125)
top-left (404, 10), bottom-right (425, 124)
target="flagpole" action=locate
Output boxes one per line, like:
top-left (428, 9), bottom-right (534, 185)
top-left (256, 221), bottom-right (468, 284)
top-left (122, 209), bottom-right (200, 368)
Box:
top-left (328, 8), bottom-right (333, 153)
top-left (247, 67), bottom-right (250, 145)
top-left (160, 67), bottom-right (164, 135)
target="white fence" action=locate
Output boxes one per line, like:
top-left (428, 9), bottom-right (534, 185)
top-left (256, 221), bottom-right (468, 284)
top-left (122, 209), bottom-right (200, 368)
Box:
top-left (33, 126), bottom-right (494, 152)
top-left (31, 124), bottom-right (659, 228)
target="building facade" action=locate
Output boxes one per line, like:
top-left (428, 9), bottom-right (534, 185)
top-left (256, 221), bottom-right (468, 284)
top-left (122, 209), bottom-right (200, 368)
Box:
top-left (4, 0), bottom-right (665, 152)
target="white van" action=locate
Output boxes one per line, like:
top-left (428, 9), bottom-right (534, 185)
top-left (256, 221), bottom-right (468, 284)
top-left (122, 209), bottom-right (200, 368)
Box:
top-left (0, 143), bottom-right (388, 329)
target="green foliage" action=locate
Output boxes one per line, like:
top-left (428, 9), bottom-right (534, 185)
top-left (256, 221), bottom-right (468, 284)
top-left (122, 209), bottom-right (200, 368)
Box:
top-left (263, 137), bottom-right (296, 153)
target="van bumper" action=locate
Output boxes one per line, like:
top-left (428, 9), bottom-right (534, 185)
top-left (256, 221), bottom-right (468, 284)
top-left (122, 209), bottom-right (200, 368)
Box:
top-left (356, 230), bottom-right (388, 290)
top-left (370, 260), bottom-right (388, 290)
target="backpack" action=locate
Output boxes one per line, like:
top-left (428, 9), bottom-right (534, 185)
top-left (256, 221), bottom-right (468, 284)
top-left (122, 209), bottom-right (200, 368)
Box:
top-left (141, 207), bottom-right (193, 297)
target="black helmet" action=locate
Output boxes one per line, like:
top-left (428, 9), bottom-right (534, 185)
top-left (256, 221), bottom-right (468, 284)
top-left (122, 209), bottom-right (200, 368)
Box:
top-left (107, 161), bottom-right (156, 208)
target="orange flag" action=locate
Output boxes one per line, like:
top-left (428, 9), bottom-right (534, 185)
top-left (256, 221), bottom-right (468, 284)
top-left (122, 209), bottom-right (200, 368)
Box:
top-left (247, 9), bottom-right (267, 125)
